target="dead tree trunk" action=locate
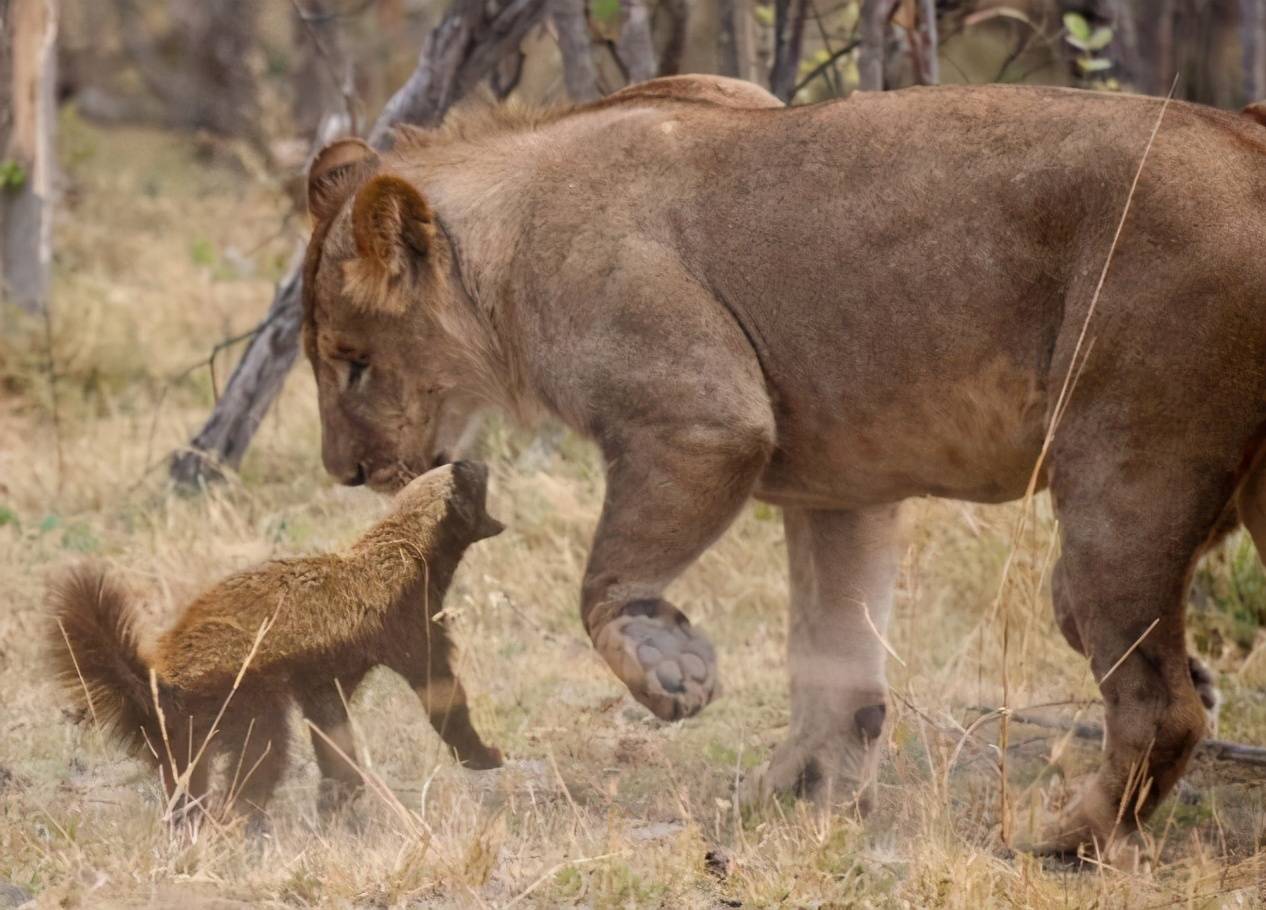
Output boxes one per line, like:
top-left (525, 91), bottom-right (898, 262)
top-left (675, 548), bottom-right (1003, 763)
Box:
top-left (1242, 0), bottom-right (1266, 102)
top-left (912, 0), bottom-right (938, 85)
top-left (0, 0), bottom-right (56, 315)
top-left (616, 0), bottom-right (657, 83)
top-left (1107, 0), bottom-right (1178, 96)
top-left (170, 0), bottom-right (548, 488)
top-left (550, 0), bottom-right (600, 101)
top-left (769, 0), bottom-right (808, 101)
top-left (858, 0), bottom-right (896, 91)
top-left (717, 0), bottom-right (741, 76)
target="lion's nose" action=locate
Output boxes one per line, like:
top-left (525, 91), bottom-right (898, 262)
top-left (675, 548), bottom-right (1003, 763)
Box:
top-left (341, 463), bottom-right (367, 487)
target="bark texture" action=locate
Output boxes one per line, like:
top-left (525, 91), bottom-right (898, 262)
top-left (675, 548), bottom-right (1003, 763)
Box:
top-left (769, 0), bottom-right (807, 101)
top-left (1242, 0), bottom-right (1266, 103)
top-left (550, 0), bottom-right (600, 101)
top-left (859, 0), bottom-right (896, 91)
top-left (0, 0), bottom-right (56, 314)
top-left (616, 0), bottom-right (657, 83)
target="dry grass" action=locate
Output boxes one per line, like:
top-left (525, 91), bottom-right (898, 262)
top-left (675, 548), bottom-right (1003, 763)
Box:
top-left (1, 114), bottom-right (1265, 909)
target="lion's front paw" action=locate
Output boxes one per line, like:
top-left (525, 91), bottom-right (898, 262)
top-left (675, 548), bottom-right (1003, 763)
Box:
top-left (593, 598), bottom-right (717, 721)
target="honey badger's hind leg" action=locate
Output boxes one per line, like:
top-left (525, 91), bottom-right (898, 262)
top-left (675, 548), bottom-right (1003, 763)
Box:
top-left (219, 692), bottom-right (291, 833)
top-left (293, 671), bottom-right (368, 819)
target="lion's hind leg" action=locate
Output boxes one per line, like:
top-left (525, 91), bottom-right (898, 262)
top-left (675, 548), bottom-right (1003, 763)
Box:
top-left (1032, 450), bottom-right (1228, 858)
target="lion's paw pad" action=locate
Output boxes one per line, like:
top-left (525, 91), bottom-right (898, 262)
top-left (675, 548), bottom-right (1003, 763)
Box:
top-left (595, 599), bottom-right (717, 721)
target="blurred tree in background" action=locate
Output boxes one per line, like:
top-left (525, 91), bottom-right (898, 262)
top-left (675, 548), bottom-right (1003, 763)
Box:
top-left (0, 0), bottom-right (56, 315)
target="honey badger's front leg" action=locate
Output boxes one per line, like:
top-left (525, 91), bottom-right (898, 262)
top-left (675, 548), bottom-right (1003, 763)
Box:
top-left (582, 419), bottom-right (773, 720)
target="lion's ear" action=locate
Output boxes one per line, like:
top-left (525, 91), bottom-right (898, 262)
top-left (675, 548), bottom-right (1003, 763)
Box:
top-left (308, 138), bottom-right (380, 224)
top-left (350, 174), bottom-right (435, 277)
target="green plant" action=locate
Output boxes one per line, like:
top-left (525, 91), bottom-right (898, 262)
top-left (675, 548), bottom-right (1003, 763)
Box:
top-left (1063, 13), bottom-right (1116, 87)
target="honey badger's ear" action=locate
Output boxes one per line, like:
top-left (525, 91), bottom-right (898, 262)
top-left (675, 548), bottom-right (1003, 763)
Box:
top-left (307, 138), bottom-right (380, 223)
top-left (351, 174), bottom-right (435, 276)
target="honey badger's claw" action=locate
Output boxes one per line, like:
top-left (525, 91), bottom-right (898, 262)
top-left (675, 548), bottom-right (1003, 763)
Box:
top-left (593, 598), bottom-right (717, 721)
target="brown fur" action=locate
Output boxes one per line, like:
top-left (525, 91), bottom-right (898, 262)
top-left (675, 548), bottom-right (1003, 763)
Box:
top-left (298, 77), bottom-right (1266, 854)
top-left (49, 463), bottom-right (504, 824)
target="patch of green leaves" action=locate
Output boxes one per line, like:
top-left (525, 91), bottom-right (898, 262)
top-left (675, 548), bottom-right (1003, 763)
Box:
top-left (1063, 13), bottom-right (1115, 85)
top-left (0, 160), bottom-right (27, 190)
top-left (591, 0), bottom-right (620, 27)
top-left (1191, 533), bottom-right (1266, 652)
top-left (1063, 13), bottom-right (1113, 52)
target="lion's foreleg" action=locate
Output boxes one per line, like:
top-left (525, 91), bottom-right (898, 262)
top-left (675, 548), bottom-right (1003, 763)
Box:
top-left (581, 420), bottom-right (772, 721)
top-left (744, 504), bottom-right (905, 813)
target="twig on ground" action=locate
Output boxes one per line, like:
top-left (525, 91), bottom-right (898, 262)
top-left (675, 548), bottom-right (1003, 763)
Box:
top-left (966, 707), bottom-right (1266, 768)
top-left (41, 302), bottom-right (64, 493)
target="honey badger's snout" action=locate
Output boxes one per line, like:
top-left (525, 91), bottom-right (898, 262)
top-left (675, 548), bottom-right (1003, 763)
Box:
top-left (395, 461), bottom-right (503, 540)
top-left (451, 461), bottom-right (505, 540)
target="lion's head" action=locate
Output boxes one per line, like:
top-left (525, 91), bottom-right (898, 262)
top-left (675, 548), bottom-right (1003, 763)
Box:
top-left (301, 138), bottom-right (484, 493)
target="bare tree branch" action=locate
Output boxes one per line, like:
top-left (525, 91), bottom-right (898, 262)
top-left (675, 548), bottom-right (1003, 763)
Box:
top-left (977, 708), bottom-right (1266, 769)
top-left (769, 0), bottom-right (808, 102)
top-left (550, 0), bottom-right (600, 101)
top-left (491, 48), bottom-right (526, 99)
top-left (616, 0), bottom-right (656, 83)
top-left (794, 39), bottom-right (860, 95)
top-left (170, 0), bottom-right (548, 488)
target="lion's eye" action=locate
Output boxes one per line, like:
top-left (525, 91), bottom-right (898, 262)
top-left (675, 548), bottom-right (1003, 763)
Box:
top-left (343, 358), bottom-right (369, 390)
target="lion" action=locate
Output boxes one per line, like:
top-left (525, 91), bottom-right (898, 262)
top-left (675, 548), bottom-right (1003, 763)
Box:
top-left (299, 77), bottom-right (1266, 856)
top-left (49, 462), bottom-right (504, 824)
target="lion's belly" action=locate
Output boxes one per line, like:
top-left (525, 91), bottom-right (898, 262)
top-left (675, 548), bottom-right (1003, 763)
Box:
top-left (754, 355), bottom-right (1050, 510)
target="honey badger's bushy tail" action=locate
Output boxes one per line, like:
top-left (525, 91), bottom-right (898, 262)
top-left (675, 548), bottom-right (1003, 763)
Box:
top-left (48, 566), bottom-right (157, 756)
